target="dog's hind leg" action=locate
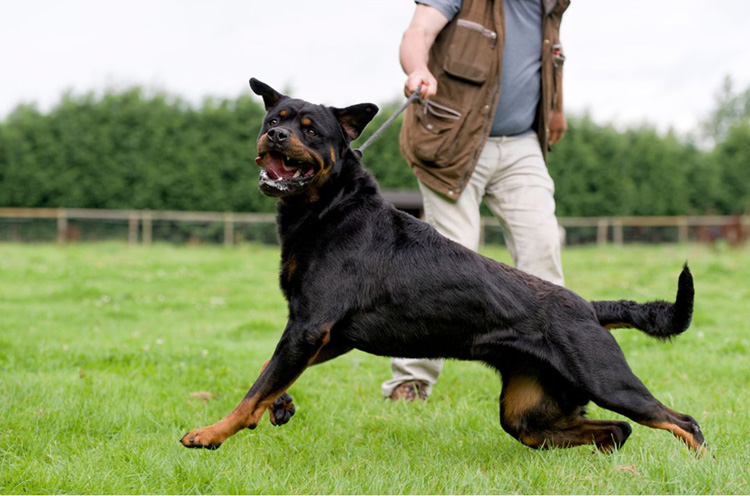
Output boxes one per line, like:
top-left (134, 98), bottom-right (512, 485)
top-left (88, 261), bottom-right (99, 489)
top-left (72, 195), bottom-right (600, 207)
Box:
top-left (495, 362), bottom-right (632, 452)
top-left (180, 322), bottom-right (338, 449)
top-left (548, 323), bottom-right (706, 454)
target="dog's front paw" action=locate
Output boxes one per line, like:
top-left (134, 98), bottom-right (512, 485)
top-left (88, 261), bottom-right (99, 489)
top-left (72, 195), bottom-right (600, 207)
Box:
top-left (180, 427), bottom-right (223, 450)
top-left (269, 392), bottom-right (296, 426)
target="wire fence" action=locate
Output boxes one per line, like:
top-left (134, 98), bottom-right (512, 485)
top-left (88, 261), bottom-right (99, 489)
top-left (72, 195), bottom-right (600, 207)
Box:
top-left (0, 207), bottom-right (747, 247)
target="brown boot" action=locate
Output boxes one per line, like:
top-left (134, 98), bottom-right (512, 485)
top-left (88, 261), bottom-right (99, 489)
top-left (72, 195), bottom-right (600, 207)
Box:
top-left (388, 380), bottom-right (429, 401)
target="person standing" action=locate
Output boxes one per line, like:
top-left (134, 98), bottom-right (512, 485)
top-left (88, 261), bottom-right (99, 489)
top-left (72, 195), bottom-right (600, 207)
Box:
top-left (383, 0), bottom-right (570, 401)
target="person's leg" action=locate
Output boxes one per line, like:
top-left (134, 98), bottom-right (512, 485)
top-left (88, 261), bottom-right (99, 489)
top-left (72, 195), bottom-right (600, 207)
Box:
top-left (381, 359), bottom-right (442, 399)
top-left (483, 133), bottom-right (564, 286)
top-left (382, 139), bottom-right (500, 399)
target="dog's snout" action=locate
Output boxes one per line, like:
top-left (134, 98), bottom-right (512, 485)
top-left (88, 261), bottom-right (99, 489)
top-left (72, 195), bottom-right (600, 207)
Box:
top-left (267, 127), bottom-right (290, 143)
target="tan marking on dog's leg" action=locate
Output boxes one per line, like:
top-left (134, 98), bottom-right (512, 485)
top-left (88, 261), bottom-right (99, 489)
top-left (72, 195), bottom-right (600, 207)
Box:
top-left (181, 384), bottom-right (295, 448)
top-left (306, 326), bottom-right (331, 365)
top-left (182, 328), bottom-right (332, 449)
top-left (642, 420), bottom-right (706, 454)
top-left (501, 376), bottom-right (544, 422)
top-left (255, 358), bottom-right (292, 426)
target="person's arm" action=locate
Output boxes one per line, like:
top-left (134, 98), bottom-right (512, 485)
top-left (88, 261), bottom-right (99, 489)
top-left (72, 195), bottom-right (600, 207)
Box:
top-left (400, 4), bottom-right (450, 100)
top-left (548, 60), bottom-right (567, 145)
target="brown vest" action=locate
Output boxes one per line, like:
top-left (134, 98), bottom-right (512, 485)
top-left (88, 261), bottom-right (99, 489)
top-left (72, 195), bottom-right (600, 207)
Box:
top-left (399, 0), bottom-right (570, 200)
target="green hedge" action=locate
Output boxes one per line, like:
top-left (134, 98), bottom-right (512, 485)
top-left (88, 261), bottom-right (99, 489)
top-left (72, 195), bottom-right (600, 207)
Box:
top-left (0, 88), bottom-right (748, 215)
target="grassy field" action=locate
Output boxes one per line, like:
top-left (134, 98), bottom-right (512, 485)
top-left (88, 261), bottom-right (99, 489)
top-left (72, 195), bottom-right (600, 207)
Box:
top-left (0, 242), bottom-right (748, 494)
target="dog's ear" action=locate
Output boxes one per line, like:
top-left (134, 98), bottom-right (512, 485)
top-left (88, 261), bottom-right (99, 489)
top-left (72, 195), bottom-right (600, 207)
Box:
top-left (331, 103), bottom-right (379, 142)
top-left (249, 78), bottom-right (285, 110)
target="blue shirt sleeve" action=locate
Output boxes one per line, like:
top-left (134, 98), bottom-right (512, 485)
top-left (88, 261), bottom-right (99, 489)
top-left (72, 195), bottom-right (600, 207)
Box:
top-left (415, 0), bottom-right (462, 22)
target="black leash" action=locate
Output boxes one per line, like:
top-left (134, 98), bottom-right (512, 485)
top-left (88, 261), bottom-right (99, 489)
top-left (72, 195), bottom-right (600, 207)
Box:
top-left (354, 85), bottom-right (422, 158)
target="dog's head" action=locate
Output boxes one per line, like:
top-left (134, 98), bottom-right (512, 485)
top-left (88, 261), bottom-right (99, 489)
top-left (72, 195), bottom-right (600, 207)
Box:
top-left (250, 78), bottom-right (378, 199)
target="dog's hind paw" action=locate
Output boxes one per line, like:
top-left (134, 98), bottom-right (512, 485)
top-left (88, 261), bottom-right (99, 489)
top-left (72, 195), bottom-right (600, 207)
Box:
top-left (269, 392), bottom-right (296, 426)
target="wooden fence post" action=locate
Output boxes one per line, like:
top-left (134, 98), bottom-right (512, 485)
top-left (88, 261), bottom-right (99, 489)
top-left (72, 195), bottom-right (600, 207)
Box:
top-left (142, 211), bottom-right (153, 245)
top-left (128, 213), bottom-right (139, 245)
top-left (224, 213), bottom-right (234, 247)
top-left (596, 218), bottom-right (608, 246)
top-left (678, 218), bottom-right (689, 243)
top-left (56, 208), bottom-right (68, 244)
top-left (613, 219), bottom-right (624, 246)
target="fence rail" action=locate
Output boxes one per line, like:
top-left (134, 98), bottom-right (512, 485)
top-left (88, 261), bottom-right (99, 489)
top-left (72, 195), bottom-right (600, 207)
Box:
top-left (0, 207), bottom-right (747, 246)
top-left (482, 214), bottom-right (750, 245)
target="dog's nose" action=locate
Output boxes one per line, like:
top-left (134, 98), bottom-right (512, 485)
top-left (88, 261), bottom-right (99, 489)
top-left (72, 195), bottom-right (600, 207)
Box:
top-left (267, 127), bottom-right (290, 143)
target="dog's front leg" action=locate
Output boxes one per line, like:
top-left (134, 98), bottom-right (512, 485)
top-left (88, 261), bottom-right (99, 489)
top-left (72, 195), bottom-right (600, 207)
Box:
top-left (266, 339), bottom-right (354, 427)
top-left (180, 323), bottom-right (331, 449)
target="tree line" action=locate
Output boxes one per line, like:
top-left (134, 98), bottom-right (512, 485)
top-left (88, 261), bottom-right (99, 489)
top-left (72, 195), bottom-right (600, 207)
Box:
top-left (0, 79), bottom-right (748, 216)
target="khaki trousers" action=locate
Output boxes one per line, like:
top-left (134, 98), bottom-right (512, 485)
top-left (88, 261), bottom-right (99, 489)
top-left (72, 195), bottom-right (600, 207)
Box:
top-left (382, 132), bottom-right (565, 398)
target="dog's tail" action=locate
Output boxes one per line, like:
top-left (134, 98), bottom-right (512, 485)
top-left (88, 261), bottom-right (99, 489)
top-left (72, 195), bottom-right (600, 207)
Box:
top-left (591, 264), bottom-right (694, 340)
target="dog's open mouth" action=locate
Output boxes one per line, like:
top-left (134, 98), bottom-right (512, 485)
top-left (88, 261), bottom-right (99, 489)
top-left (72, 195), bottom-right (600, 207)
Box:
top-left (256, 151), bottom-right (316, 182)
top-left (255, 150), bottom-right (320, 197)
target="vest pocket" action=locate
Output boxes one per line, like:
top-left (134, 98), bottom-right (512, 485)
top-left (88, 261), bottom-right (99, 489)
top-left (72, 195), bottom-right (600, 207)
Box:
top-left (411, 100), bottom-right (467, 167)
top-left (443, 20), bottom-right (497, 84)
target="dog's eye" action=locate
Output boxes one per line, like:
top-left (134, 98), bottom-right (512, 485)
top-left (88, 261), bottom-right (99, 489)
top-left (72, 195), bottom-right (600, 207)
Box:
top-left (306, 128), bottom-right (317, 137)
top-left (268, 118), bottom-right (278, 126)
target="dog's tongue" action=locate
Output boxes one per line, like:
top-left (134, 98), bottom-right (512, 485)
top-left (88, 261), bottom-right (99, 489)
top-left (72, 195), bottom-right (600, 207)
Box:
top-left (256, 153), bottom-right (294, 180)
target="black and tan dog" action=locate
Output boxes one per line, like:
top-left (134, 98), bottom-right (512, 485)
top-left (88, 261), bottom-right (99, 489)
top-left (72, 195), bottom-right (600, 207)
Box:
top-left (180, 79), bottom-right (706, 454)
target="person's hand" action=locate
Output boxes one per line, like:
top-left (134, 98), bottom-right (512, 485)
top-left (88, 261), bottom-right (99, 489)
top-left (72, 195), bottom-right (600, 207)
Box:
top-left (548, 110), bottom-right (567, 146)
top-left (405, 69), bottom-right (437, 100)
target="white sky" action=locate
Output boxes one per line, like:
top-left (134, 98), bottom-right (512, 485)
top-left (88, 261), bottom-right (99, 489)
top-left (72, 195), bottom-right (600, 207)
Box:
top-left (1, 0), bottom-right (749, 136)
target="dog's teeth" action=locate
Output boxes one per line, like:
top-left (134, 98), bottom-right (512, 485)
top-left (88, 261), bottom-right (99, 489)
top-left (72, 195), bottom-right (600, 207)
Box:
top-left (293, 169), bottom-right (302, 178)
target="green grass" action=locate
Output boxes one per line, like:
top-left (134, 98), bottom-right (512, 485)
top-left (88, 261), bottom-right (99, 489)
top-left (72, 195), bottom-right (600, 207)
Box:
top-left (0, 242), bottom-right (748, 494)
